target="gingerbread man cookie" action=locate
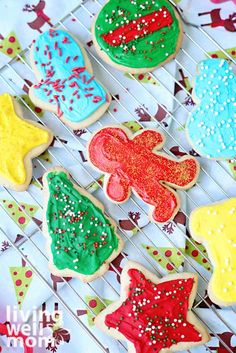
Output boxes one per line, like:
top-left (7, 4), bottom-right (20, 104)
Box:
top-left (95, 261), bottom-right (210, 353)
top-left (88, 127), bottom-right (200, 223)
top-left (29, 29), bottom-right (111, 129)
top-left (0, 93), bottom-right (53, 191)
top-left (190, 198), bottom-right (236, 306)
top-left (92, 0), bottom-right (183, 73)
top-left (43, 167), bottom-right (123, 282)
top-left (186, 59), bottom-right (236, 160)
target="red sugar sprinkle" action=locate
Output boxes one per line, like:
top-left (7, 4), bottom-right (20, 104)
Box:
top-left (54, 41), bottom-right (58, 49)
top-left (86, 75), bottom-right (94, 84)
top-left (49, 99), bottom-right (53, 103)
top-left (48, 51), bottom-right (52, 60)
top-left (73, 55), bottom-right (78, 61)
top-left (70, 99), bottom-right (74, 104)
top-left (35, 46), bottom-right (39, 51)
top-left (58, 48), bottom-right (62, 56)
top-left (73, 90), bottom-right (78, 96)
top-left (85, 93), bottom-right (93, 97)
top-left (69, 106), bottom-right (73, 111)
top-left (72, 66), bottom-right (86, 73)
top-left (65, 56), bottom-right (70, 63)
top-left (82, 75), bottom-right (86, 84)
top-left (45, 45), bottom-right (49, 51)
top-left (61, 95), bottom-right (65, 101)
top-left (76, 95), bottom-right (80, 99)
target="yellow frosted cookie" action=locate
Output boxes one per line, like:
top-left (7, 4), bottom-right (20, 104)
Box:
top-left (0, 93), bottom-right (53, 191)
top-left (190, 198), bottom-right (236, 306)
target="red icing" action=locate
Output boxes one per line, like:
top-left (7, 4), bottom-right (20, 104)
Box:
top-left (101, 7), bottom-right (173, 47)
top-left (88, 128), bottom-right (198, 223)
top-left (105, 269), bottom-right (202, 353)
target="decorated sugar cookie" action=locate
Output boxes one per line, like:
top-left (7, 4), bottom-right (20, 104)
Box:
top-left (88, 126), bottom-right (200, 223)
top-left (190, 198), bottom-right (236, 306)
top-left (186, 59), bottom-right (236, 159)
top-left (43, 167), bottom-right (123, 282)
top-left (93, 0), bottom-right (183, 73)
top-left (95, 261), bottom-right (210, 353)
top-left (29, 29), bottom-right (111, 129)
top-left (0, 93), bottom-right (53, 191)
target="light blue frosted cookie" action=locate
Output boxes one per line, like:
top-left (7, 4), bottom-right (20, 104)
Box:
top-left (29, 29), bottom-right (110, 129)
top-left (186, 59), bottom-right (236, 159)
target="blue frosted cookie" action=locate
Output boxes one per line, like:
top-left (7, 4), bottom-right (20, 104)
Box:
top-left (186, 59), bottom-right (236, 159)
top-left (29, 29), bottom-right (111, 129)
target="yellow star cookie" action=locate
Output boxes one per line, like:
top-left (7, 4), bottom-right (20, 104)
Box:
top-left (0, 93), bottom-right (53, 191)
top-left (190, 199), bottom-right (236, 306)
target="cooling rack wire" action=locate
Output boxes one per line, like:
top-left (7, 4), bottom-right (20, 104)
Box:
top-left (0, 0), bottom-right (236, 352)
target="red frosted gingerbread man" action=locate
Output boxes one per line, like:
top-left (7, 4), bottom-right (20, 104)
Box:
top-left (88, 127), bottom-right (199, 223)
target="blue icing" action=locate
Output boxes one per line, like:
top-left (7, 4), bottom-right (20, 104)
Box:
top-left (32, 29), bottom-right (108, 123)
top-left (186, 59), bottom-right (236, 159)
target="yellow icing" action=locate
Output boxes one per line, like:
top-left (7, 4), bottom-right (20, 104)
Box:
top-left (0, 93), bottom-right (50, 185)
top-left (190, 198), bottom-right (236, 304)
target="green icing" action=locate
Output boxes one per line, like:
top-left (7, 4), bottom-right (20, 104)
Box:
top-left (94, 0), bottom-right (181, 69)
top-left (46, 171), bottom-right (119, 276)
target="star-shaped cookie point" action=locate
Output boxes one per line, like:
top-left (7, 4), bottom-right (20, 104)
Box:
top-left (190, 198), bottom-right (236, 306)
top-left (0, 93), bottom-right (52, 190)
top-left (95, 262), bottom-right (209, 353)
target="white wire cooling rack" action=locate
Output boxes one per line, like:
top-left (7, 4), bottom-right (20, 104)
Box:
top-left (0, 0), bottom-right (236, 352)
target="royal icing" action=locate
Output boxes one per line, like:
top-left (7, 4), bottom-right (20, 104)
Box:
top-left (0, 93), bottom-right (51, 186)
top-left (88, 127), bottom-right (199, 223)
top-left (45, 170), bottom-right (121, 276)
top-left (104, 267), bottom-right (203, 353)
top-left (94, 0), bottom-right (181, 69)
top-left (186, 59), bottom-right (236, 159)
top-left (31, 29), bottom-right (109, 124)
top-left (190, 198), bottom-right (236, 305)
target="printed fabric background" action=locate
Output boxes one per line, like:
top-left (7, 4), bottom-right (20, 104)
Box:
top-left (0, 0), bottom-right (235, 352)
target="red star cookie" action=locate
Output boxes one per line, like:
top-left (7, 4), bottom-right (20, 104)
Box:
top-left (95, 262), bottom-right (209, 353)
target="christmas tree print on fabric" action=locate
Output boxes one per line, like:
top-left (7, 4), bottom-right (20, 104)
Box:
top-left (0, 200), bottom-right (39, 231)
top-left (124, 72), bottom-right (159, 85)
top-left (0, 31), bottom-right (22, 58)
top-left (208, 47), bottom-right (236, 60)
top-left (44, 168), bottom-right (122, 281)
top-left (9, 259), bottom-right (33, 310)
top-left (17, 94), bottom-right (44, 118)
top-left (142, 244), bottom-right (184, 273)
top-left (186, 238), bottom-right (212, 272)
top-left (84, 296), bottom-right (112, 326)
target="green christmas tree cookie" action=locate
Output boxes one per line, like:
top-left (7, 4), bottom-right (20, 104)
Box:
top-left (0, 199), bottom-right (39, 230)
top-left (142, 244), bottom-right (184, 273)
top-left (9, 259), bottom-right (33, 310)
top-left (43, 168), bottom-right (123, 282)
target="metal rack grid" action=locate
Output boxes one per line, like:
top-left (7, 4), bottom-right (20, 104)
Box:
top-left (0, 0), bottom-right (236, 352)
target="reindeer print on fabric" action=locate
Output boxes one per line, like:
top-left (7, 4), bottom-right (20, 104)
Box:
top-left (29, 29), bottom-right (111, 129)
top-left (88, 127), bottom-right (200, 224)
